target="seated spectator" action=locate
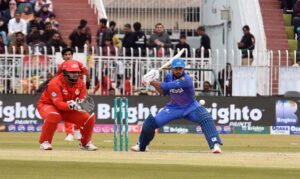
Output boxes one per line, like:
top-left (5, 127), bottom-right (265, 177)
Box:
top-left (8, 31), bottom-right (29, 54)
top-left (200, 81), bottom-right (215, 96)
top-left (0, 35), bottom-right (5, 53)
top-left (46, 32), bottom-right (67, 54)
top-left (20, 3), bottom-right (33, 22)
top-left (38, 4), bottom-right (53, 22)
top-left (216, 63), bottom-right (232, 96)
top-left (0, 17), bottom-right (8, 45)
top-left (27, 23), bottom-right (40, 43)
top-left (29, 33), bottom-right (45, 55)
top-left (148, 22), bottom-right (172, 56)
top-left (174, 34), bottom-right (191, 57)
top-left (41, 21), bottom-right (56, 42)
top-left (0, 0), bottom-right (9, 12)
top-left (8, 11), bottom-right (27, 37)
top-left (45, 13), bottom-right (58, 30)
top-left (2, 0), bottom-right (17, 24)
top-left (28, 12), bottom-right (44, 33)
top-left (35, 0), bottom-right (52, 12)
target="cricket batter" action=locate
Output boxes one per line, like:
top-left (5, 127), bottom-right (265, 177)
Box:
top-left (38, 60), bottom-right (97, 150)
top-left (58, 48), bottom-right (90, 141)
top-left (131, 58), bottom-right (222, 153)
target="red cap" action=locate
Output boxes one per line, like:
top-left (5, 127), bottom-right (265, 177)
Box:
top-left (63, 60), bottom-right (81, 72)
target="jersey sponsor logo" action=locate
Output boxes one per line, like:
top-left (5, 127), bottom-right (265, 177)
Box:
top-left (75, 89), bottom-right (80, 95)
top-left (62, 89), bottom-right (68, 95)
top-left (180, 77), bottom-right (185, 81)
top-left (169, 88), bottom-right (184, 94)
top-left (51, 92), bottom-right (57, 97)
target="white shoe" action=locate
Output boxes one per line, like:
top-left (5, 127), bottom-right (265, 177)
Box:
top-left (40, 141), bottom-right (53, 150)
top-left (73, 130), bottom-right (82, 140)
top-left (64, 134), bottom-right (74, 142)
top-left (80, 141), bottom-right (98, 151)
top-left (130, 143), bottom-right (149, 152)
top-left (212, 144), bottom-right (222, 154)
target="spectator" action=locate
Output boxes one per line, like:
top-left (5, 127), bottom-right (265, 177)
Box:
top-left (122, 23), bottom-right (135, 56)
top-left (109, 21), bottom-right (121, 48)
top-left (93, 72), bottom-right (113, 95)
top-left (200, 81), bottom-right (215, 96)
top-left (148, 22), bottom-right (172, 56)
top-left (8, 11), bottom-right (27, 37)
top-left (45, 13), bottom-right (59, 30)
top-left (0, 34), bottom-right (5, 53)
top-left (174, 34), bottom-right (191, 57)
top-left (38, 4), bottom-right (53, 22)
top-left (69, 25), bottom-right (90, 52)
top-left (108, 87), bottom-right (115, 96)
top-left (8, 31), bottom-right (29, 54)
top-left (0, 0), bottom-right (9, 12)
top-left (71, 19), bottom-right (91, 45)
top-left (237, 25), bottom-right (255, 66)
top-left (28, 12), bottom-right (44, 33)
top-left (102, 37), bottom-right (115, 56)
top-left (36, 72), bottom-right (53, 93)
top-left (216, 63), bottom-right (232, 96)
top-left (96, 18), bottom-right (112, 48)
top-left (34, 0), bottom-right (52, 12)
top-left (29, 32), bottom-right (45, 55)
top-left (46, 32), bottom-right (67, 54)
top-left (0, 17), bottom-right (8, 45)
top-left (196, 26), bottom-right (211, 58)
top-left (2, 0), bottom-right (17, 23)
top-left (281, 0), bottom-right (296, 13)
top-left (41, 21), bottom-right (56, 43)
top-left (20, 3), bottom-right (33, 22)
top-left (293, 0), bottom-right (300, 32)
top-left (27, 23), bottom-right (41, 44)
top-left (133, 21), bottom-right (147, 56)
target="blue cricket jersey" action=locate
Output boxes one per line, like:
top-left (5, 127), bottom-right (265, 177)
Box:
top-left (160, 72), bottom-right (199, 108)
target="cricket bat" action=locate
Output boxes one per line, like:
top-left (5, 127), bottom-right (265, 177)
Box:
top-left (158, 49), bottom-right (185, 72)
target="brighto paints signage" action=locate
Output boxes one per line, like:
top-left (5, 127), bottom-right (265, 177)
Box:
top-left (275, 100), bottom-right (299, 126)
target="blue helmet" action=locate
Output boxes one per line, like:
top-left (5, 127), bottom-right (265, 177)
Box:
top-left (171, 58), bottom-right (185, 68)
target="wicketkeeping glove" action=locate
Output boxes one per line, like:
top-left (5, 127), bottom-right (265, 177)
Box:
top-left (142, 69), bottom-right (159, 86)
top-left (67, 100), bottom-right (85, 112)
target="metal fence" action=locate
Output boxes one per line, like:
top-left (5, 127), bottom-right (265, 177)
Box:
top-left (0, 46), bottom-right (299, 96)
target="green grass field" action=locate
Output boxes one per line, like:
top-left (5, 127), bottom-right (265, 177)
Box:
top-left (1, 133), bottom-right (300, 179)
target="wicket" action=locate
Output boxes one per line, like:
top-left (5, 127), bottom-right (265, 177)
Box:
top-left (113, 97), bottom-right (129, 151)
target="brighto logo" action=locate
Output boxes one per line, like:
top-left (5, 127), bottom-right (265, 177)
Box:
top-left (275, 100), bottom-right (298, 125)
top-left (0, 101), bottom-right (41, 122)
top-left (204, 102), bottom-right (263, 124)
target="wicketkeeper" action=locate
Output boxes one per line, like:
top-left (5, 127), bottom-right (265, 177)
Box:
top-left (131, 58), bottom-right (223, 153)
top-left (38, 60), bottom-right (97, 151)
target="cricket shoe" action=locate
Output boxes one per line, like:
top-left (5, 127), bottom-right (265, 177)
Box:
top-left (73, 130), bottom-right (82, 140)
top-left (212, 144), bottom-right (221, 154)
top-left (130, 143), bottom-right (149, 152)
top-left (40, 141), bottom-right (53, 150)
top-left (64, 134), bottom-right (74, 142)
top-left (80, 141), bottom-right (98, 151)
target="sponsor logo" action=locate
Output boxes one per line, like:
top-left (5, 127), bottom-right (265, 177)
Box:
top-left (51, 92), bottom-right (57, 97)
top-left (27, 124), bottom-right (35, 132)
top-left (235, 126), bottom-right (269, 134)
top-left (75, 89), bottom-right (80, 95)
top-left (275, 100), bottom-right (298, 126)
top-left (0, 101), bottom-right (41, 123)
top-left (8, 124), bottom-right (16, 132)
top-left (0, 125), bottom-right (5, 132)
top-left (216, 125), bottom-right (222, 133)
top-left (195, 126), bottom-right (203, 134)
top-left (62, 89), bottom-right (68, 95)
top-left (270, 126), bottom-right (290, 135)
top-left (36, 125), bottom-right (42, 132)
top-left (169, 88), bottom-right (184, 94)
top-left (290, 126), bottom-right (300, 135)
top-left (223, 126), bottom-right (233, 134)
top-left (18, 124), bottom-right (26, 132)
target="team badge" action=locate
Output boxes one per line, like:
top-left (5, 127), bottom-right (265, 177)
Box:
top-left (75, 89), bottom-right (80, 95)
top-left (51, 92), bottom-right (57, 97)
top-left (180, 77), bottom-right (185, 81)
top-left (62, 89), bottom-right (68, 95)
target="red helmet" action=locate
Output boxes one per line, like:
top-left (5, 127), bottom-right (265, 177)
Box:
top-left (62, 60), bottom-right (81, 72)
